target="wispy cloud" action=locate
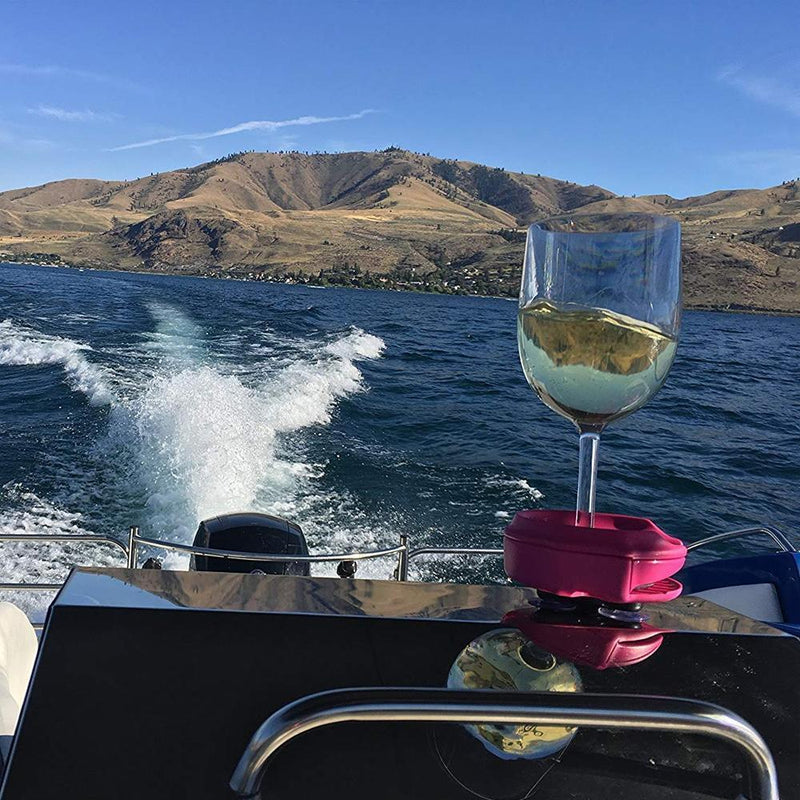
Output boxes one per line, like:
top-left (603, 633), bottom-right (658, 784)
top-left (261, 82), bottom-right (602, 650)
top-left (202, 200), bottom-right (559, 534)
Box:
top-left (28, 105), bottom-right (119, 122)
top-left (108, 110), bottom-right (377, 151)
top-left (0, 63), bottom-right (145, 92)
top-left (718, 66), bottom-right (800, 118)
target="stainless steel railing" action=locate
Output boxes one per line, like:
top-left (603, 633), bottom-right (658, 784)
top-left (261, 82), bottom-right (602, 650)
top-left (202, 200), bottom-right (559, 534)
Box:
top-left (0, 528), bottom-right (506, 604)
top-left (0, 533), bottom-right (129, 560)
top-left (0, 523), bottom-right (794, 601)
top-left (229, 687), bottom-right (779, 800)
top-left (0, 534), bottom-right (132, 630)
top-left (687, 526), bottom-right (796, 555)
top-left (0, 583), bottom-right (62, 592)
top-left (0, 533), bottom-right (132, 600)
top-left (127, 529), bottom-right (504, 581)
top-left (131, 533), bottom-right (407, 564)
top-left (126, 524), bottom-right (798, 574)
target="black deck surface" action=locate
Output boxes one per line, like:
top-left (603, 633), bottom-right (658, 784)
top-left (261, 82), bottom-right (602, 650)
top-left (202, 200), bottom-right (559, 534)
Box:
top-left (1, 569), bottom-right (797, 799)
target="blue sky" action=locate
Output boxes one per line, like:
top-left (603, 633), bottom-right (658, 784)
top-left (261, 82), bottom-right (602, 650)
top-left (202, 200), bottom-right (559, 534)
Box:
top-left (1, 0), bottom-right (799, 197)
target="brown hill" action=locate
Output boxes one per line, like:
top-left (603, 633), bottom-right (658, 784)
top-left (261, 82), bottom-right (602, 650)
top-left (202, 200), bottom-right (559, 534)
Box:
top-left (1, 148), bottom-right (799, 311)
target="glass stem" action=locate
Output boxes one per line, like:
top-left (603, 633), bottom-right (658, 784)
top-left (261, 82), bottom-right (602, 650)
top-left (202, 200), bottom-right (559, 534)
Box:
top-left (576, 431), bottom-right (600, 527)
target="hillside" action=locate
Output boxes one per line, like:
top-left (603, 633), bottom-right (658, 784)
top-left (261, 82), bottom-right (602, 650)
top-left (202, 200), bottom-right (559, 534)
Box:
top-left (1, 148), bottom-right (799, 311)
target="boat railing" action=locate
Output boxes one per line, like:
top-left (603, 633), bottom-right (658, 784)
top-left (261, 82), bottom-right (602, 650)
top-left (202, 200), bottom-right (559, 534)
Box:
top-left (0, 524), bottom-right (794, 606)
top-left (131, 530), bottom-right (409, 569)
top-left (127, 525), bottom-right (797, 576)
top-left (228, 687), bottom-right (779, 800)
top-left (0, 533), bottom-right (133, 628)
top-left (0, 528), bottom-right (506, 605)
top-left (686, 526), bottom-right (796, 556)
top-left (0, 532), bottom-right (130, 560)
top-left (128, 530), bottom-right (504, 581)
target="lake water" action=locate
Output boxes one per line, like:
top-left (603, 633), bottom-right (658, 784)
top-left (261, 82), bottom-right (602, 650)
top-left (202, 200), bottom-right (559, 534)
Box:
top-left (1, 262), bottom-right (799, 615)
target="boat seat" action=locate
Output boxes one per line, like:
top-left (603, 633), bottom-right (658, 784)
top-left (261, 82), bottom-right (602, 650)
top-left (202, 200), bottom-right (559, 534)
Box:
top-left (679, 552), bottom-right (800, 627)
top-left (0, 603), bottom-right (38, 766)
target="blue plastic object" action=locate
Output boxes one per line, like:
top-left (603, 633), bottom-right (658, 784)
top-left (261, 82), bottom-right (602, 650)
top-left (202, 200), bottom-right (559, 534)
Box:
top-left (679, 552), bottom-right (800, 634)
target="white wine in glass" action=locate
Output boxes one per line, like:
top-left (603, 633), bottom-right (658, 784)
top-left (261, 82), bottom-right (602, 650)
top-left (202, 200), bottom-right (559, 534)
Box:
top-left (518, 214), bottom-right (681, 527)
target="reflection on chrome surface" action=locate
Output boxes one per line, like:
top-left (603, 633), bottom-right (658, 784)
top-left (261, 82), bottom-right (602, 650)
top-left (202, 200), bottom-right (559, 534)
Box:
top-left (59, 568), bottom-right (786, 636)
top-left (448, 628), bottom-right (582, 759)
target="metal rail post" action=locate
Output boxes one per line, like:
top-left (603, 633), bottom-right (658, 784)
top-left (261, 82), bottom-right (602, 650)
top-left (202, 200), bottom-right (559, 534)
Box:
top-left (127, 526), bottom-right (138, 569)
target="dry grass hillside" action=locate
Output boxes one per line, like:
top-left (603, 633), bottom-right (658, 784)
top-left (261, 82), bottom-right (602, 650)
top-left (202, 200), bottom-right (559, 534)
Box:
top-left (1, 148), bottom-right (799, 310)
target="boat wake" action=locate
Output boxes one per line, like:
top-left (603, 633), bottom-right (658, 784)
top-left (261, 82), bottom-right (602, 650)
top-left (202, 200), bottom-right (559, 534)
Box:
top-left (121, 309), bottom-right (386, 554)
top-left (0, 319), bottom-right (114, 406)
top-left (0, 305), bottom-right (389, 598)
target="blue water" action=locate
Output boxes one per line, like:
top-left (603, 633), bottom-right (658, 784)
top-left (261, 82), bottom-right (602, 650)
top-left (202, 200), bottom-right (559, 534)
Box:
top-left (1, 262), bottom-right (799, 599)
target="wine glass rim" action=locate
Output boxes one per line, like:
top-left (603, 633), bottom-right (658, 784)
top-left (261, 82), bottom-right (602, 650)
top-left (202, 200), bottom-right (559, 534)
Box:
top-left (530, 212), bottom-right (679, 235)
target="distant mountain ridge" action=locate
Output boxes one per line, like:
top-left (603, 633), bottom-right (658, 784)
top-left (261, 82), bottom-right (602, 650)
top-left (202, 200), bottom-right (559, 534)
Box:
top-left (1, 148), bottom-right (799, 310)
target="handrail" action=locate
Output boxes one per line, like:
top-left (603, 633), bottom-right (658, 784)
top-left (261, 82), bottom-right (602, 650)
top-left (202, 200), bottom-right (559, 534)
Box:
top-left (396, 546), bottom-right (503, 581)
top-left (0, 524), bottom-right (792, 591)
top-left (130, 539), bottom-right (505, 576)
top-left (0, 583), bottom-right (62, 591)
top-left (132, 533), bottom-right (406, 564)
top-left (0, 533), bottom-right (129, 560)
top-left (687, 527), bottom-right (796, 555)
top-left (229, 687), bottom-right (779, 800)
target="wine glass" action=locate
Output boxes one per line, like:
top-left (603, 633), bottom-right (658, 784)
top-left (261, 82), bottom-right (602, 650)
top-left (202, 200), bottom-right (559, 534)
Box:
top-left (518, 213), bottom-right (681, 527)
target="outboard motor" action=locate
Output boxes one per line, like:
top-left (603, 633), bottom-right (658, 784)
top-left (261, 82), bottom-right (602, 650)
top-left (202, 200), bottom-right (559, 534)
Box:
top-left (191, 512), bottom-right (310, 576)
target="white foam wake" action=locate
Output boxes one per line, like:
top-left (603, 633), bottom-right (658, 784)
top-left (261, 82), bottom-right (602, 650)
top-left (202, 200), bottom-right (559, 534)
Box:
top-left (325, 330), bottom-right (385, 361)
top-left (0, 319), bottom-right (114, 406)
top-left (119, 323), bottom-right (386, 553)
top-left (0, 307), bottom-right (389, 583)
top-left (141, 301), bottom-right (207, 368)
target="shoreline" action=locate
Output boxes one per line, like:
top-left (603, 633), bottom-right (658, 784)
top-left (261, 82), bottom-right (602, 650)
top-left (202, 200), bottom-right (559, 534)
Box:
top-left (3, 258), bottom-right (799, 317)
